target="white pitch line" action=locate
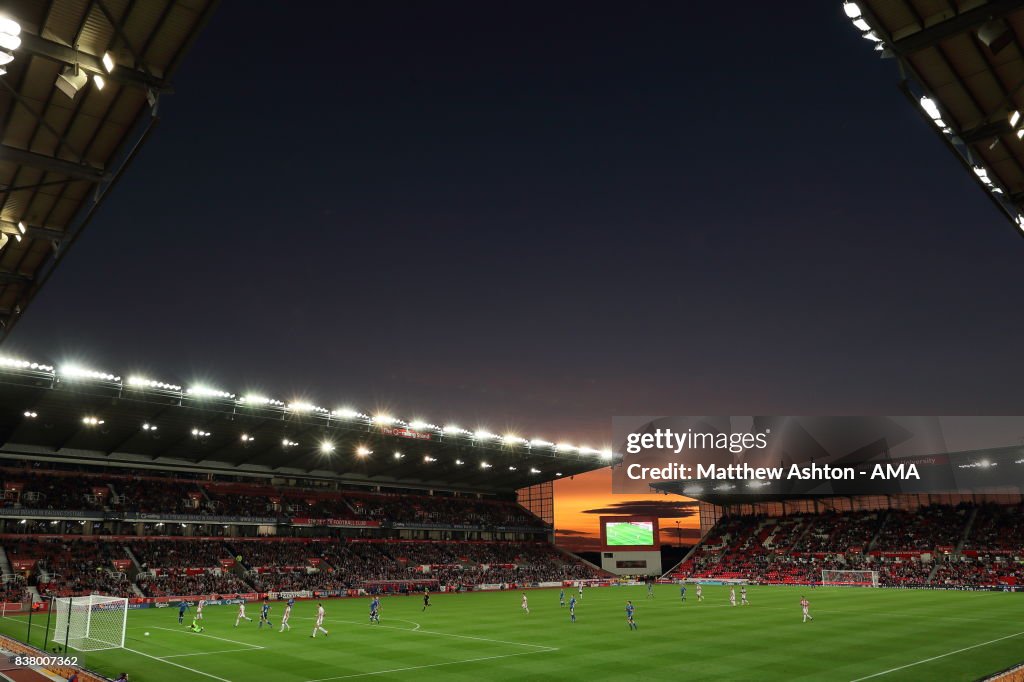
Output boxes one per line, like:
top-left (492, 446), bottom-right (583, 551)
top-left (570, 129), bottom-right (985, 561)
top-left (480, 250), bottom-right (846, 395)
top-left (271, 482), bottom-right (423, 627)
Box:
top-left (123, 646), bottom-right (232, 682)
top-left (149, 625), bottom-right (265, 649)
top-left (304, 649), bottom-right (555, 681)
top-left (849, 630), bottom-right (1024, 682)
top-left (389, 618), bottom-right (421, 631)
top-left (162, 647), bottom-right (264, 659)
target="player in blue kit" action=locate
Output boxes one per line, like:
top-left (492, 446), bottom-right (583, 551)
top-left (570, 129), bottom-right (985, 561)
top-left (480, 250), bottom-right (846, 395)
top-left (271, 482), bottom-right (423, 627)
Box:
top-left (626, 600), bottom-right (637, 630)
top-left (370, 596), bottom-right (380, 624)
top-left (177, 600), bottom-right (188, 624)
top-left (422, 589), bottom-right (431, 612)
top-left (680, 583), bottom-right (687, 603)
top-left (559, 588), bottom-right (565, 607)
top-left (569, 595), bottom-right (577, 623)
top-left (258, 598), bottom-right (272, 629)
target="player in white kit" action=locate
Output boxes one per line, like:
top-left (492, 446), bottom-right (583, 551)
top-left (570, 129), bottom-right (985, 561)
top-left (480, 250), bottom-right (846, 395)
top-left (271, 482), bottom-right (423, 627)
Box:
top-left (280, 598), bottom-right (294, 632)
top-left (235, 600), bottom-right (253, 627)
top-left (311, 602), bottom-right (329, 638)
top-left (740, 586), bottom-right (749, 606)
top-left (695, 584), bottom-right (704, 602)
top-left (800, 596), bottom-right (813, 622)
top-left (196, 599), bottom-right (205, 620)
top-left (729, 587), bottom-right (736, 607)
top-left (521, 592), bottom-right (529, 615)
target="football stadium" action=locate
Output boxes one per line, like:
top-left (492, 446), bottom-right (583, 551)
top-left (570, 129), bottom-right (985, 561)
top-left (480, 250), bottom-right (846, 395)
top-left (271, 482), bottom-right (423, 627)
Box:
top-left (0, 0), bottom-right (1022, 681)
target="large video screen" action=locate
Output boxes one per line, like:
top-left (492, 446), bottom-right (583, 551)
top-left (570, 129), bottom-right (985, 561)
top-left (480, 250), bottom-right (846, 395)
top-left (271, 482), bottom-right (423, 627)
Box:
top-left (605, 520), bottom-right (655, 546)
top-left (599, 515), bottom-right (660, 550)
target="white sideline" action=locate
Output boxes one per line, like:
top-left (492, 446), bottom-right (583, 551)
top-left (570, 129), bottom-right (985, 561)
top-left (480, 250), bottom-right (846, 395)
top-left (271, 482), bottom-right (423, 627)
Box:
top-left (304, 649), bottom-right (556, 681)
top-left (849, 630), bottom-right (1024, 681)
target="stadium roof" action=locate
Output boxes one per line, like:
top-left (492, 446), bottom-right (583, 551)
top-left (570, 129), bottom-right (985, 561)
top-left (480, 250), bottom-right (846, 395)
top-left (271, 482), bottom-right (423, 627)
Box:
top-left (0, 0), bottom-right (217, 337)
top-left (0, 357), bottom-right (614, 492)
top-left (845, 0), bottom-right (1024, 240)
top-left (851, 0), bottom-right (1024, 238)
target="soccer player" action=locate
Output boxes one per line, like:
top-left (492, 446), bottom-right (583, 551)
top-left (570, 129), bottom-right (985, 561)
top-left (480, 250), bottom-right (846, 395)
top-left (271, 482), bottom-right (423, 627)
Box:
top-left (578, 582), bottom-right (584, 600)
top-left (680, 583), bottom-right (687, 603)
top-left (258, 598), bottom-right (272, 629)
top-left (370, 596), bottom-right (380, 624)
top-left (800, 596), bottom-right (813, 623)
top-left (625, 600), bottom-right (637, 630)
top-left (177, 600), bottom-right (188, 624)
top-left (280, 598), bottom-right (294, 632)
top-left (647, 580), bottom-right (655, 599)
top-left (729, 587), bottom-right (736, 607)
top-left (559, 588), bottom-right (565, 607)
top-left (521, 592), bottom-right (529, 615)
top-left (422, 589), bottom-right (431, 612)
top-left (696, 584), bottom-right (704, 602)
top-left (740, 586), bottom-right (749, 606)
top-left (311, 602), bottom-right (329, 638)
top-left (196, 599), bottom-right (205, 620)
top-left (235, 599), bottom-right (253, 627)
top-left (569, 595), bottom-right (577, 623)
top-left (189, 617), bottom-right (205, 633)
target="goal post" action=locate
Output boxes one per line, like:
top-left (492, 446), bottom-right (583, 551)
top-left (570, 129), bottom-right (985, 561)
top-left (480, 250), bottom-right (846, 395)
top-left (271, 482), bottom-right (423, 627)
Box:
top-left (821, 569), bottom-right (879, 587)
top-left (53, 595), bottom-right (128, 651)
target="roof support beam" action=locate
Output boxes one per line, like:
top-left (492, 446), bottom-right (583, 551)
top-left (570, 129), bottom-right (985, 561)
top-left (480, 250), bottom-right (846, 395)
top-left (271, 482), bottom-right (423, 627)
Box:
top-left (0, 145), bottom-right (108, 183)
top-left (0, 220), bottom-right (64, 241)
top-left (0, 271), bottom-right (32, 285)
top-left (958, 119), bottom-right (1011, 144)
top-left (17, 32), bottom-right (173, 94)
top-left (892, 0), bottom-right (1022, 55)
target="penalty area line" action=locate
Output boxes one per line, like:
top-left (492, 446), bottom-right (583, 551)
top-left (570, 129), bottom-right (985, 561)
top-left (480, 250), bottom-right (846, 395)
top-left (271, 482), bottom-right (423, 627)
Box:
top-left (849, 630), bottom-right (1024, 681)
top-left (123, 646), bottom-right (232, 682)
top-left (149, 625), bottom-right (265, 649)
top-left (327, 618), bottom-right (557, 650)
top-left (304, 649), bottom-right (556, 681)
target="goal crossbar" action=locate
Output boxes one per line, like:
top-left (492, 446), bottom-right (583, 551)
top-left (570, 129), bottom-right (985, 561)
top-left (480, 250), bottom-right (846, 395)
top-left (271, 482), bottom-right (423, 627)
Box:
top-left (53, 595), bottom-right (128, 651)
top-left (821, 569), bottom-right (879, 587)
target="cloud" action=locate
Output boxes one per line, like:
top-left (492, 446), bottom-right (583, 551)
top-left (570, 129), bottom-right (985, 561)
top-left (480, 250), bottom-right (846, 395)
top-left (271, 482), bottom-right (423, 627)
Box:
top-left (659, 526), bottom-right (702, 540)
top-left (580, 499), bottom-right (698, 518)
top-left (554, 529), bottom-right (593, 537)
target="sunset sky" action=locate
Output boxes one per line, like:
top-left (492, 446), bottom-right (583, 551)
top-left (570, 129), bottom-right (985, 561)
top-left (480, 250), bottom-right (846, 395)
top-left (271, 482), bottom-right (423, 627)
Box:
top-left (552, 467), bottom-right (701, 552)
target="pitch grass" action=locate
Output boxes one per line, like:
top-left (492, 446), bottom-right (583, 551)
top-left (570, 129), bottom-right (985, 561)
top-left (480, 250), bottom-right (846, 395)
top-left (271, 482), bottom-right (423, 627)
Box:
top-left (605, 522), bottom-right (654, 546)
top-left (1, 585), bottom-right (1022, 681)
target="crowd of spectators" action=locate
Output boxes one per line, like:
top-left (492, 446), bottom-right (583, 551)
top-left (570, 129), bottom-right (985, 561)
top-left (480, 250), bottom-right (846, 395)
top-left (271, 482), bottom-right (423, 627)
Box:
top-left (136, 572), bottom-right (251, 598)
top-left (129, 540), bottom-right (229, 570)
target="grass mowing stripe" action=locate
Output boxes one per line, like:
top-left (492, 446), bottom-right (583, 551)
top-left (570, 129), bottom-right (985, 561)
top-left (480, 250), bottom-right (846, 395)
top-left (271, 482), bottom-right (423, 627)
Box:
top-left (122, 646), bottom-right (233, 682)
top-left (149, 625), bottom-right (265, 648)
top-left (849, 630), bottom-right (1024, 682)
top-left (304, 649), bottom-right (557, 681)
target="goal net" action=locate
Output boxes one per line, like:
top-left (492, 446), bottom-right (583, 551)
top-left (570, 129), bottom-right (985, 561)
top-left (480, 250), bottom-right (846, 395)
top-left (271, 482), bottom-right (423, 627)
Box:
top-left (53, 595), bottom-right (128, 651)
top-left (821, 569), bottom-right (879, 587)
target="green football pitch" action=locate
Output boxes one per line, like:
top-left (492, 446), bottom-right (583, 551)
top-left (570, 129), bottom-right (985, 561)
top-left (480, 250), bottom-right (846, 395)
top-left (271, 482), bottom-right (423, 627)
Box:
top-left (1, 585), bottom-right (1021, 681)
top-left (605, 522), bottom-right (653, 546)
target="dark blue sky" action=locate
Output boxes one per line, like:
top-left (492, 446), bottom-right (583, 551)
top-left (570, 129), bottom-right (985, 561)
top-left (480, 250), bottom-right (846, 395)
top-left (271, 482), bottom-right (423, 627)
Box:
top-left (7, 1), bottom-right (1024, 445)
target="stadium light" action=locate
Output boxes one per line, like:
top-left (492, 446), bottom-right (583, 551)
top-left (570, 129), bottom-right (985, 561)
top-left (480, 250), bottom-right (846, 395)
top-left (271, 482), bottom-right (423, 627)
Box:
top-left (555, 472), bottom-right (563, 477)
top-left (919, 96), bottom-right (941, 121)
top-left (508, 466), bottom-right (517, 471)
top-left (240, 395), bottom-right (284, 407)
top-left (320, 441), bottom-right (335, 454)
top-left (187, 385), bottom-right (234, 399)
top-left (191, 428), bottom-right (211, 438)
top-left (843, 2), bottom-right (861, 18)
top-left (101, 51), bottom-right (115, 73)
top-left (142, 423), bottom-right (157, 431)
top-left (601, 449), bottom-right (614, 459)
top-left (372, 414), bottom-right (395, 425)
top-left (356, 446), bottom-right (372, 457)
top-left (424, 455), bottom-right (437, 463)
top-left (1011, 110), bottom-right (1021, 128)
top-left (394, 452), bottom-right (404, 460)
top-left (862, 30), bottom-right (882, 42)
top-left (852, 18), bottom-right (869, 31)
top-left (480, 462), bottom-right (492, 469)
top-left (241, 434), bottom-right (255, 443)
top-left (409, 420), bottom-right (433, 431)
top-left (16, 221), bottom-right (25, 236)
top-left (92, 74), bottom-right (105, 90)
top-left (82, 416), bottom-right (104, 426)
top-left (128, 376), bottom-right (182, 391)
top-left (282, 439), bottom-right (299, 447)
top-left (474, 430), bottom-right (497, 440)
top-left (555, 443), bottom-right (577, 452)
top-left (60, 364), bottom-right (119, 382)
top-left (455, 459), bottom-right (464, 465)
top-left (23, 411), bottom-right (36, 418)
top-left (443, 424), bottom-right (466, 435)
top-left (530, 467), bottom-right (540, 474)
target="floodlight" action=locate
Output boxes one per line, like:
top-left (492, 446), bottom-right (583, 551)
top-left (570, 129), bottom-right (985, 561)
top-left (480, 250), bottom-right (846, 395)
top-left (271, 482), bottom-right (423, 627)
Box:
top-left (101, 51), bottom-right (115, 73)
top-left (394, 452), bottom-right (404, 459)
top-left (843, 2), bottom-right (861, 19)
top-left (23, 411), bottom-right (36, 418)
top-left (1011, 110), bottom-right (1021, 128)
top-left (55, 66), bottom-right (88, 99)
top-left (92, 74), bottom-right (105, 90)
top-left (530, 467), bottom-right (540, 474)
top-left (480, 462), bottom-right (491, 469)
top-left (852, 18), bottom-right (869, 31)
top-left (356, 446), bottom-right (371, 456)
top-left (455, 459), bottom-right (464, 465)
top-left (320, 441), bottom-right (335, 454)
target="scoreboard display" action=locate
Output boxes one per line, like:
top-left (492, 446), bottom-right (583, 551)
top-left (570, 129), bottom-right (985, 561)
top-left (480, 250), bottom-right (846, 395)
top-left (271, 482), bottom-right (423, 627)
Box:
top-left (599, 515), bottom-right (659, 551)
